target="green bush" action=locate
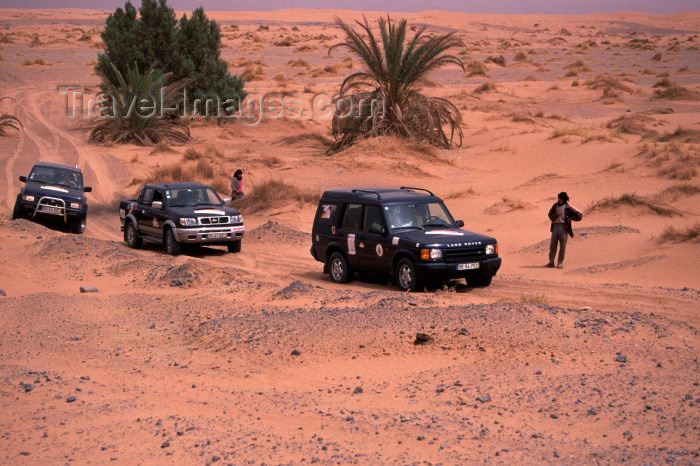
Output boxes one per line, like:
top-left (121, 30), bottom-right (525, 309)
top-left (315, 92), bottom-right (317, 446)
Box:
top-left (96, 0), bottom-right (244, 115)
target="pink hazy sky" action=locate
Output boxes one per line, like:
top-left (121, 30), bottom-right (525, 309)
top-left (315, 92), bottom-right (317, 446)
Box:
top-left (3, 0), bottom-right (698, 14)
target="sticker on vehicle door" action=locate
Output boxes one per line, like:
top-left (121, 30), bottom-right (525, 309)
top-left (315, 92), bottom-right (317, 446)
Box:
top-left (348, 233), bottom-right (356, 255)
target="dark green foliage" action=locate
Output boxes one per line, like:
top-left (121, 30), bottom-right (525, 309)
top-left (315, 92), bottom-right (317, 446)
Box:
top-left (96, 0), bottom-right (244, 115)
top-left (327, 16), bottom-right (465, 154)
top-left (89, 66), bottom-right (190, 145)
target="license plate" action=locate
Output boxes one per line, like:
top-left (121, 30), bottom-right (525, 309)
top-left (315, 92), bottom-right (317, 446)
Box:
top-left (208, 232), bottom-right (227, 239)
top-left (41, 206), bottom-right (61, 215)
top-left (457, 262), bottom-right (480, 271)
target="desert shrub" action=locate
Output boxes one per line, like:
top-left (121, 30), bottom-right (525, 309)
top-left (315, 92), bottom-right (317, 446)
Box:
top-left (589, 193), bottom-right (680, 216)
top-left (96, 1), bottom-right (244, 114)
top-left (473, 82), bottom-right (496, 94)
top-left (485, 54), bottom-right (506, 66)
top-left (657, 127), bottom-right (700, 143)
top-left (586, 74), bottom-right (633, 93)
top-left (514, 51), bottom-right (527, 61)
top-left (326, 16), bottom-right (465, 153)
top-left (565, 59), bottom-right (591, 73)
top-left (240, 65), bottom-right (264, 81)
top-left (466, 60), bottom-right (488, 77)
top-left (658, 223), bottom-right (700, 243)
top-left (89, 66), bottom-right (190, 146)
top-left (606, 114), bottom-right (656, 135)
top-left (550, 127), bottom-right (587, 139)
top-left (286, 58), bottom-right (309, 68)
top-left (652, 52), bottom-right (662, 61)
top-left (654, 82), bottom-right (700, 100)
top-left (653, 78), bottom-right (672, 88)
top-left (233, 179), bottom-right (317, 213)
top-left (521, 293), bottom-right (548, 305)
top-left (28, 34), bottom-right (42, 47)
top-left (183, 148), bottom-right (202, 160)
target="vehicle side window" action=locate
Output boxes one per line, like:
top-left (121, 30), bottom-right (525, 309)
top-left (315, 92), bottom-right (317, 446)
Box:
top-left (363, 205), bottom-right (384, 232)
top-left (152, 190), bottom-right (163, 205)
top-left (142, 188), bottom-right (154, 205)
top-left (343, 203), bottom-right (363, 231)
top-left (318, 203), bottom-right (337, 222)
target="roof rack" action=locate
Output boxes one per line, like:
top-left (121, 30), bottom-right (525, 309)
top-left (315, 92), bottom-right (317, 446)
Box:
top-left (351, 189), bottom-right (382, 200)
top-left (400, 186), bottom-right (434, 196)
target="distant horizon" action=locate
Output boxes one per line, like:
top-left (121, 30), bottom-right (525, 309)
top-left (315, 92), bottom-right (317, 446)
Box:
top-left (2, 0), bottom-right (698, 15)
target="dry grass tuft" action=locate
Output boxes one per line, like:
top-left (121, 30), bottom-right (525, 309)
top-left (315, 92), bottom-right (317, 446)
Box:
top-left (445, 188), bottom-right (476, 199)
top-left (550, 127), bottom-right (587, 140)
top-left (473, 81), bottom-right (496, 94)
top-left (658, 223), bottom-right (700, 243)
top-left (286, 58), bottom-right (310, 68)
top-left (232, 179), bottom-right (317, 213)
top-left (240, 65), bottom-right (265, 81)
top-left (655, 183), bottom-right (700, 201)
top-left (586, 74), bottom-right (633, 93)
top-left (485, 55), bottom-right (506, 67)
top-left (589, 193), bottom-right (681, 216)
top-left (520, 293), bottom-right (548, 305)
top-left (466, 60), bottom-right (489, 77)
top-left (565, 59), bottom-right (591, 73)
top-left (606, 114), bottom-right (656, 135)
top-left (183, 148), bottom-right (202, 161)
top-left (654, 82), bottom-right (700, 100)
top-left (657, 127), bottom-right (700, 144)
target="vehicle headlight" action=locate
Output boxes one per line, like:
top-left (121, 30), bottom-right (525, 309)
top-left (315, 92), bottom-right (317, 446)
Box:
top-left (236, 214), bottom-right (244, 223)
top-left (421, 248), bottom-right (443, 260)
top-left (70, 202), bottom-right (80, 209)
top-left (179, 217), bottom-right (197, 226)
top-left (23, 195), bottom-right (35, 202)
top-left (485, 244), bottom-right (497, 255)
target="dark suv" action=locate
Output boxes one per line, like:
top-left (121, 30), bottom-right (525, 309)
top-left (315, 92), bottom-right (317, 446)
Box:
top-left (12, 161), bottom-right (91, 234)
top-left (310, 187), bottom-right (501, 291)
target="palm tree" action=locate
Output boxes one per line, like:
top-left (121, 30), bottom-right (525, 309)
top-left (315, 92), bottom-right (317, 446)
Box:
top-left (327, 16), bottom-right (465, 153)
top-left (0, 97), bottom-right (22, 137)
top-left (89, 65), bottom-right (190, 146)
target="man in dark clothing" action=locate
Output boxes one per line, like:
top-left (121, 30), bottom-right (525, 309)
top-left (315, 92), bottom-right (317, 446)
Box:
top-left (231, 169), bottom-right (244, 199)
top-left (546, 191), bottom-right (582, 269)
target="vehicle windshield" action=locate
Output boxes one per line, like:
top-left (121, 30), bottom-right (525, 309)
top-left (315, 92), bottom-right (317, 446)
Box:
top-left (383, 202), bottom-right (455, 232)
top-left (166, 187), bottom-right (223, 207)
top-left (28, 166), bottom-right (83, 190)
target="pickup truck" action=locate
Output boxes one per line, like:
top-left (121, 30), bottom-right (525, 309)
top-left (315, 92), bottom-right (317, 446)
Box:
top-left (119, 182), bottom-right (245, 255)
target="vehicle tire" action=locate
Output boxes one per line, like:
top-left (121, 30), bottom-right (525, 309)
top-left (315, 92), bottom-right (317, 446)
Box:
top-left (12, 195), bottom-right (22, 220)
top-left (396, 258), bottom-right (420, 292)
top-left (165, 228), bottom-right (181, 256)
top-left (125, 221), bottom-right (142, 248)
top-left (227, 240), bottom-right (242, 253)
top-left (467, 276), bottom-right (492, 287)
top-left (70, 216), bottom-right (86, 234)
top-left (328, 251), bottom-right (352, 283)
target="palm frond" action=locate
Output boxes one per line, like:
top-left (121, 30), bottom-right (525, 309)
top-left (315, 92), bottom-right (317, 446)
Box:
top-left (89, 64), bottom-right (191, 146)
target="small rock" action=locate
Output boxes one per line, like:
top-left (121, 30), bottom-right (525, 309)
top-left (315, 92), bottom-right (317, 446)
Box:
top-left (19, 451), bottom-right (30, 456)
top-left (353, 386), bottom-right (363, 395)
top-left (615, 354), bottom-right (627, 363)
top-left (290, 349), bottom-right (301, 356)
top-left (458, 328), bottom-right (469, 335)
top-left (66, 396), bottom-right (76, 403)
top-left (587, 408), bottom-right (597, 415)
top-left (417, 435), bottom-right (425, 441)
top-left (79, 286), bottom-right (98, 293)
top-left (20, 382), bottom-right (34, 393)
top-left (476, 393), bottom-right (491, 403)
top-left (212, 455), bottom-right (220, 462)
top-left (414, 333), bottom-right (433, 345)
top-left (0, 289), bottom-right (6, 296)
top-left (550, 413), bottom-right (559, 419)
top-left (161, 441), bottom-right (170, 448)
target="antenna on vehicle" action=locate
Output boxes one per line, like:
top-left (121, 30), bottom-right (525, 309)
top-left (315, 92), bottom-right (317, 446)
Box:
top-left (400, 186), bottom-right (434, 196)
top-left (351, 189), bottom-right (382, 200)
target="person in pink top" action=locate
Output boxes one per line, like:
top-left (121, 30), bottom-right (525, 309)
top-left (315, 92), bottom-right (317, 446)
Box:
top-left (231, 169), bottom-right (244, 199)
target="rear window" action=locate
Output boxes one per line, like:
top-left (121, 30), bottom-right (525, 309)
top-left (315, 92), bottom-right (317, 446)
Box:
top-left (318, 203), bottom-right (337, 222)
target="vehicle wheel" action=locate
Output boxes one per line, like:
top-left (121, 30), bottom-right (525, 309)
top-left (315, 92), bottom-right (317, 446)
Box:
top-left (125, 221), bottom-right (142, 248)
top-left (396, 258), bottom-right (420, 292)
top-left (11, 195), bottom-right (22, 220)
top-left (165, 228), bottom-right (181, 256)
top-left (70, 216), bottom-right (86, 234)
top-left (227, 240), bottom-right (242, 253)
top-left (328, 252), bottom-right (352, 283)
top-left (467, 276), bottom-right (492, 287)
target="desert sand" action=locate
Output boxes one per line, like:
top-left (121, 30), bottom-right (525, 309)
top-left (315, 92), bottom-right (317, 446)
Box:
top-left (0, 7), bottom-right (699, 464)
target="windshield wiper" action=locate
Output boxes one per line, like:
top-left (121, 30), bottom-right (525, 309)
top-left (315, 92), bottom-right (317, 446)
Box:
top-left (393, 225), bottom-right (424, 231)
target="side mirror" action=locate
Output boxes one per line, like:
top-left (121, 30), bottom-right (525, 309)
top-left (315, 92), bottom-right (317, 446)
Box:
top-left (151, 201), bottom-right (163, 210)
top-left (455, 220), bottom-right (464, 228)
top-left (368, 225), bottom-right (385, 235)
top-left (223, 197), bottom-right (232, 204)
top-left (19, 176), bottom-right (27, 183)
top-left (84, 186), bottom-right (92, 193)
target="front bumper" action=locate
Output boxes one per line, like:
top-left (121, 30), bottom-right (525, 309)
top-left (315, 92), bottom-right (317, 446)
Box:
top-left (414, 257), bottom-right (502, 281)
top-left (22, 196), bottom-right (83, 223)
top-left (172, 225), bottom-right (245, 243)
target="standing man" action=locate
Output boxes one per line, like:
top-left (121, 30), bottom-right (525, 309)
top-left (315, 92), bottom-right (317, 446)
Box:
top-left (231, 169), bottom-right (244, 199)
top-left (546, 191), bottom-right (582, 269)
